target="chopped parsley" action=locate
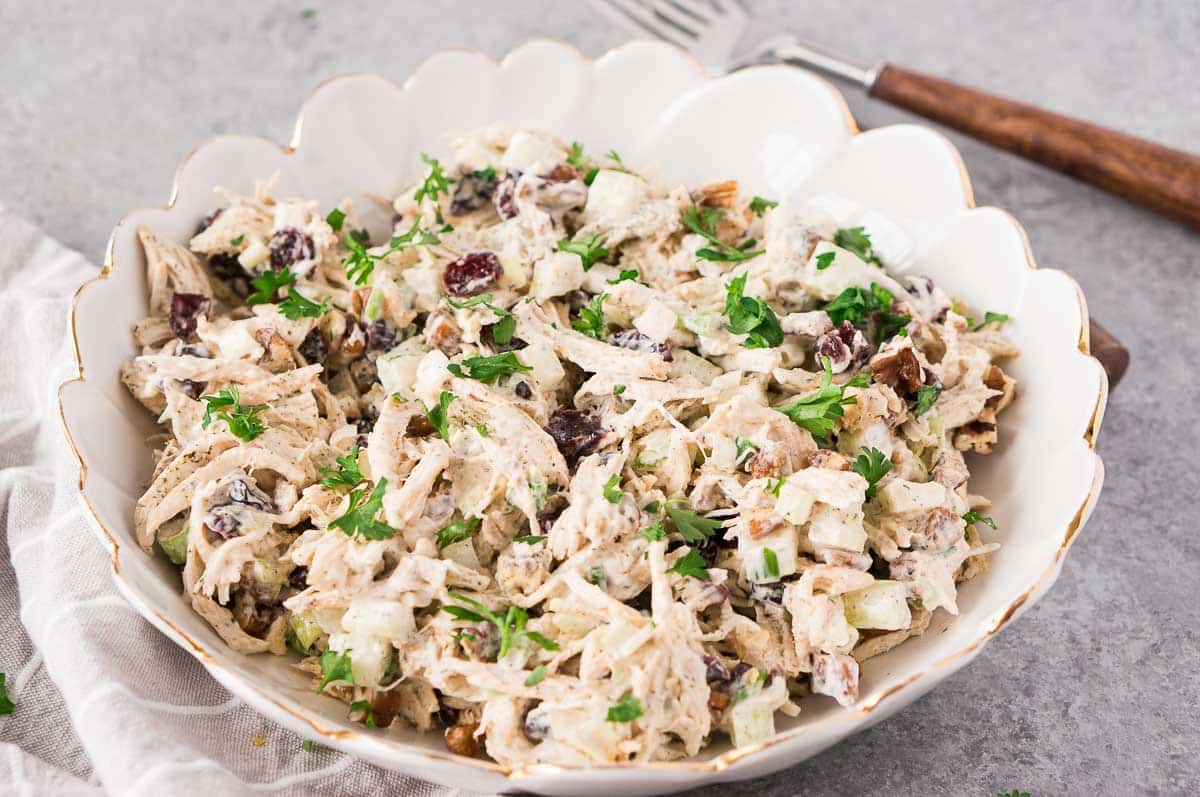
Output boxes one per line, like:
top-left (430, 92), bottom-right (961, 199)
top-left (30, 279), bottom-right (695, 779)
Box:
top-left (822, 282), bottom-right (909, 342)
top-left (199, 385), bottom-right (266, 441)
top-left (557, 234), bottom-right (610, 271)
top-left (425, 390), bottom-right (455, 441)
top-left (447, 352), bottom-right (532, 384)
top-left (514, 535), bottom-right (545, 545)
top-left (472, 165), bottom-right (497, 182)
top-left (475, 423), bottom-right (491, 438)
top-left (277, 287), bottom-right (330, 320)
top-left (814, 251), bottom-right (836, 271)
top-left (724, 273), bottom-right (783, 348)
top-left (776, 359), bottom-right (870, 445)
top-left (748, 196), bottom-right (778, 216)
top-left (605, 149), bottom-right (629, 169)
top-left (524, 665), bottom-right (547, 687)
top-left (766, 476), bottom-right (786, 497)
top-left (342, 219), bottom-right (441, 286)
top-left (329, 480), bottom-right (396, 541)
top-left (602, 474), bottom-right (623, 504)
top-left (436, 516), bottom-right (481, 549)
top-left (974, 310), bottom-right (1010, 331)
top-left (316, 649), bottom-right (354, 693)
top-left (850, 447), bottom-right (892, 499)
top-left (762, 547), bottom-right (780, 579)
top-left (445, 293), bottom-right (515, 346)
top-left (230, 234), bottom-right (244, 247)
top-left (665, 500), bottom-right (722, 543)
top-left (566, 141), bottom-right (591, 170)
top-left (682, 204), bottom-right (763, 262)
top-left (349, 699), bottom-right (377, 728)
top-left (640, 520), bottom-right (666, 542)
top-left (319, 446), bottom-right (363, 490)
top-left (913, 383), bottom-right (941, 417)
top-left (667, 548), bottom-right (710, 580)
top-left (588, 564), bottom-right (608, 588)
top-left (735, 436), bottom-right (759, 462)
top-left (413, 153), bottom-right (451, 203)
top-left (325, 208), bottom-right (346, 231)
top-left (606, 693), bottom-right (644, 723)
top-left (572, 292), bottom-right (608, 340)
top-left (612, 384), bottom-right (626, 396)
top-left (607, 268), bottom-right (639, 285)
top-left (963, 510), bottom-right (998, 529)
top-left (247, 267), bottom-right (296, 305)
top-left (442, 594), bottom-right (560, 660)
top-left (834, 226), bottom-right (883, 266)
top-left (0, 673), bottom-right (12, 715)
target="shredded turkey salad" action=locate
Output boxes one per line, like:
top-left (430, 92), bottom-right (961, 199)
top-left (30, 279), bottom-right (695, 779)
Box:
top-left (121, 126), bottom-right (1017, 767)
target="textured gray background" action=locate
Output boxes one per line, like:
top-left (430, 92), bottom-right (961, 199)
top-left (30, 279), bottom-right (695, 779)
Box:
top-left (2, 1), bottom-right (1197, 795)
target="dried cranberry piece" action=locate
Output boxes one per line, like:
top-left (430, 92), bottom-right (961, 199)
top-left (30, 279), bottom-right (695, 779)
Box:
top-left (704, 655), bottom-right (731, 685)
top-left (176, 379), bottom-right (207, 400)
top-left (450, 171), bottom-right (498, 215)
top-left (169, 293), bottom-right (211, 339)
top-left (298, 329), bottom-right (328, 364)
top-left (208, 253), bottom-right (251, 297)
top-left (545, 408), bottom-right (603, 462)
top-left (492, 170), bottom-right (521, 220)
top-left (514, 381), bottom-right (532, 399)
top-left (268, 226), bottom-right (315, 271)
top-left (288, 566), bottom-right (309, 590)
top-left (206, 506), bottom-right (242, 539)
top-left (443, 252), bottom-right (502, 297)
top-left (227, 478), bottom-right (274, 511)
top-left (356, 415), bottom-right (376, 449)
top-left (198, 208), bottom-right (223, 233)
top-left (608, 329), bottom-right (673, 362)
top-left (364, 319), bottom-right (396, 356)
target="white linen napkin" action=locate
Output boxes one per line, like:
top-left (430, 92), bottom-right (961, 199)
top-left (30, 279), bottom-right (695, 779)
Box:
top-left (0, 206), bottom-right (482, 796)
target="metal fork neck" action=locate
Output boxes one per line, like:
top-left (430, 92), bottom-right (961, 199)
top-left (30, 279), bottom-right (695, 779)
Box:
top-left (730, 35), bottom-right (882, 89)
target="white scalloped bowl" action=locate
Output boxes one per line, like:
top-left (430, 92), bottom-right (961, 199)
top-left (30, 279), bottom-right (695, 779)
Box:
top-left (59, 41), bottom-right (1106, 796)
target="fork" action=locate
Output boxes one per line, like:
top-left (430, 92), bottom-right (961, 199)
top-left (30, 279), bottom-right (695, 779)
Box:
top-left (592, 0), bottom-right (1137, 387)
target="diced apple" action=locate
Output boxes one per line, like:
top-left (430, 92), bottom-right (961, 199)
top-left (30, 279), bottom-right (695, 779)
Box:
top-left (806, 504), bottom-right (867, 552)
top-left (876, 479), bottom-right (946, 514)
top-left (775, 481), bottom-right (815, 525)
top-left (583, 170), bottom-right (648, 229)
top-left (842, 580), bottom-right (912, 630)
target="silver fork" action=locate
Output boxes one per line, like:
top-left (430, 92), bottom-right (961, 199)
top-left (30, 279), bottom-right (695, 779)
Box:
top-left (590, 0), bottom-right (1141, 388)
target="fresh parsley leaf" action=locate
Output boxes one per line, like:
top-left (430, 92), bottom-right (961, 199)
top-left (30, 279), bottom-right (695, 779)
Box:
top-left (822, 283), bottom-right (908, 341)
top-left (230, 234), bottom-right (244, 247)
top-left (607, 268), bottom-right (639, 285)
top-left (724, 273), bottom-right (783, 348)
top-left (566, 141), bottom-right (591, 170)
top-left (329, 479), bottom-right (396, 541)
top-left (436, 516), bottom-right (481, 549)
top-left (814, 251), bottom-right (836, 271)
top-left (572, 292), bottom-right (608, 340)
top-left (199, 385), bottom-right (266, 441)
top-left (0, 673), bottom-right (13, 715)
top-left (587, 564), bottom-right (608, 588)
top-left (605, 149), bottom-right (627, 168)
top-left (524, 664), bottom-right (547, 687)
top-left (277, 287), bottom-right (330, 320)
top-left (472, 165), bottom-right (497, 182)
top-left (665, 500), bottom-right (722, 543)
top-left (775, 358), bottom-right (863, 445)
top-left (445, 293), bottom-right (515, 346)
top-left (349, 699), bottom-right (377, 728)
top-left (602, 474), bottom-right (623, 504)
top-left (513, 535), bottom-right (545, 545)
top-left (667, 548), bottom-right (710, 580)
top-left (762, 547), bottom-right (780, 579)
top-left (247, 267), bottom-right (296, 305)
top-left (325, 208), bottom-right (346, 231)
top-left (734, 436), bottom-right (759, 462)
top-left (951, 299), bottom-right (975, 327)
top-left (320, 447), bottom-right (363, 490)
top-left (612, 384), bottom-right (626, 396)
top-left (683, 204), bottom-right (763, 262)
top-left (913, 383), bottom-right (941, 417)
top-left (641, 521), bottom-right (666, 542)
top-left (447, 352), bottom-right (532, 384)
top-left (342, 219), bottom-right (441, 286)
top-left (475, 423), bottom-right (491, 437)
top-left (425, 390), bottom-right (455, 440)
top-left (606, 693), bottom-right (644, 723)
top-left (642, 501), bottom-right (661, 514)
top-left (963, 510), bottom-right (998, 529)
top-left (557, 235), bottom-right (609, 271)
top-left (316, 649), bottom-right (354, 693)
top-left (766, 477), bottom-right (786, 497)
top-left (834, 226), bottom-right (883, 266)
top-left (748, 196), bottom-right (778, 216)
top-left (850, 447), bottom-right (892, 499)
top-left (443, 595), bottom-right (560, 660)
top-left (413, 153), bottom-right (451, 203)
top-left (583, 167), bottom-right (599, 185)
top-left (974, 310), bottom-right (1010, 331)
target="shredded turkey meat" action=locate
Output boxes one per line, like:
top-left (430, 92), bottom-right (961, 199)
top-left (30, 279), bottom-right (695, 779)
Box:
top-left (121, 127), bottom-right (1016, 768)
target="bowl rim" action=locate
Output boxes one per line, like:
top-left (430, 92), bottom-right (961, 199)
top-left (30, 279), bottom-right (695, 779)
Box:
top-left (56, 37), bottom-right (1108, 780)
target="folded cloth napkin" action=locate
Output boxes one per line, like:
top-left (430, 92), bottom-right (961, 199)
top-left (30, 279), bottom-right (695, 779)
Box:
top-left (0, 206), bottom-right (482, 796)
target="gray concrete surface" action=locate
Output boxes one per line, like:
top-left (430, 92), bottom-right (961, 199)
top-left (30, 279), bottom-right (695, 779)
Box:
top-left (2, 1), bottom-right (1197, 794)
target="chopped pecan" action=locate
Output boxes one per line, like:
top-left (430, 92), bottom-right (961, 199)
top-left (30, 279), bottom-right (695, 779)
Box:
top-left (443, 722), bottom-right (480, 757)
top-left (807, 449), bottom-right (851, 471)
top-left (425, 311), bottom-right (462, 354)
top-left (370, 688), bottom-right (404, 729)
top-left (749, 445), bottom-right (786, 479)
top-left (746, 508), bottom-right (782, 540)
top-left (871, 347), bottom-right (924, 396)
top-left (691, 180), bottom-right (739, 209)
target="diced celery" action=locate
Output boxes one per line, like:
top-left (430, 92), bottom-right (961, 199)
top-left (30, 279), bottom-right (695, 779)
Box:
top-left (843, 580), bottom-right (912, 630)
top-left (681, 310), bottom-right (721, 337)
top-left (158, 527), bottom-right (189, 566)
top-left (529, 478), bottom-right (548, 511)
top-left (252, 558), bottom-right (292, 588)
top-left (729, 692), bottom-right (776, 748)
top-left (288, 613), bottom-right (324, 654)
top-left (634, 428), bottom-right (672, 468)
top-left (441, 538), bottom-right (481, 570)
top-left (362, 286), bottom-right (385, 322)
top-left (741, 526), bottom-right (798, 584)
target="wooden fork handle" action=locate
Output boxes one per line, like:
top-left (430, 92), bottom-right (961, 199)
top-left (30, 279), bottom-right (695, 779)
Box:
top-left (870, 64), bottom-right (1200, 228)
top-left (1089, 319), bottom-right (1128, 388)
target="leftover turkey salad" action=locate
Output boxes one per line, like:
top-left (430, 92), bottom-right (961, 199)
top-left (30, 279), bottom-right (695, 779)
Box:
top-left (121, 126), bottom-right (1017, 767)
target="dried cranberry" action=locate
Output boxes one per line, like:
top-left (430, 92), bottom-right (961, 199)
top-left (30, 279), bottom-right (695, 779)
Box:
top-left (169, 293), bottom-right (211, 339)
top-left (443, 252), bottom-right (502, 297)
top-left (227, 479), bottom-right (273, 511)
top-left (492, 171), bottom-right (520, 220)
top-left (514, 381), bottom-right (532, 399)
top-left (545, 409), bottom-right (602, 462)
top-left (178, 343), bottom-right (209, 358)
top-left (450, 171), bottom-right (498, 215)
top-left (364, 319), bottom-right (396, 355)
top-left (608, 329), bottom-right (673, 362)
top-left (198, 208), bottom-right (223, 233)
top-left (208, 253), bottom-right (251, 297)
top-left (206, 507), bottom-right (241, 539)
top-left (268, 227), bottom-right (315, 271)
top-left (288, 566), bottom-right (309, 590)
top-left (176, 379), bottom-right (207, 400)
top-left (356, 416), bottom-right (375, 448)
top-left (298, 329), bottom-right (328, 364)
top-left (704, 655), bottom-right (731, 685)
